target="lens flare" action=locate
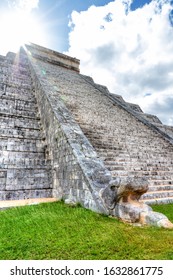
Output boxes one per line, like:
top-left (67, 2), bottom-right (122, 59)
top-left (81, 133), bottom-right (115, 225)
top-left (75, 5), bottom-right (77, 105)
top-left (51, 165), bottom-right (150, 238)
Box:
top-left (0, 10), bottom-right (46, 54)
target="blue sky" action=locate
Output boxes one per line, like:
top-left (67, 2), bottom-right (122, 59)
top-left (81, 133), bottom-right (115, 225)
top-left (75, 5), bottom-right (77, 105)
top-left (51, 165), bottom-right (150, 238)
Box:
top-left (0, 0), bottom-right (173, 125)
top-left (34, 0), bottom-right (114, 51)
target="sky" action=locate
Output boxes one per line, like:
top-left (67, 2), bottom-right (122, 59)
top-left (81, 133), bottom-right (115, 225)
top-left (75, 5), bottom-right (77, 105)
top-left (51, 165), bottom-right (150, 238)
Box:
top-left (0, 0), bottom-right (173, 126)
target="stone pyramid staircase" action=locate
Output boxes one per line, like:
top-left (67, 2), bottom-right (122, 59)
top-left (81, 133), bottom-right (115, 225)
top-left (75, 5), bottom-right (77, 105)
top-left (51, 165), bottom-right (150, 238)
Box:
top-left (1, 43), bottom-right (173, 210)
top-left (103, 90), bottom-right (173, 205)
top-left (27, 48), bottom-right (173, 206)
top-left (79, 80), bottom-right (173, 205)
top-left (0, 49), bottom-right (52, 200)
top-left (81, 81), bottom-right (173, 204)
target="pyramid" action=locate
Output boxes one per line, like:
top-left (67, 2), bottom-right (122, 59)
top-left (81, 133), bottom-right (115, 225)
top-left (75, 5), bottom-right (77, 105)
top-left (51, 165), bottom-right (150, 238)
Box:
top-left (0, 43), bottom-right (173, 228)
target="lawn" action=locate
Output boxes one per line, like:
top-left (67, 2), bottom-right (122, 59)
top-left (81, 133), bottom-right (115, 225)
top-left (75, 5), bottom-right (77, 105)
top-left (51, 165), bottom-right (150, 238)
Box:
top-left (0, 201), bottom-right (173, 260)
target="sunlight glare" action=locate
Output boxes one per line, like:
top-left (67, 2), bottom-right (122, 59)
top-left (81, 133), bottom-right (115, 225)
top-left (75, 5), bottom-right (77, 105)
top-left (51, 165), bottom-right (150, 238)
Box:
top-left (0, 10), bottom-right (46, 55)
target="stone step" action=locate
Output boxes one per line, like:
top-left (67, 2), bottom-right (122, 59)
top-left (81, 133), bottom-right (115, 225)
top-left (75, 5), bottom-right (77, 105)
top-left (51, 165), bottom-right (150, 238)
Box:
top-left (0, 168), bottom-right (51, 190)
top-left (2, 85), bottom-right (36, 102)
top-left (0, 189), bottom-right (52, 201)
top-left (104, 162), bottom-right (173, 172)
top-left (83, 130), bottom-right (172, 148)
top-left (101, 157), bottom-right (130, 163)
top-left (0, 151), bottom-right (45, 166)
top-left (5, 167), bottom-right (51, 177)
top-left (148, 185), bottom-right (173, 191)
top-left (0, 97), bottom-right (37, 113)
top-left (0, 160), bottom-right (50, 169)
top-left (148, 185), bottom-right (173, 192)
top-left (0, 138), bottom-right (45, 152)
top-left (111, 174), bottom-right (173, 184)
top-left (88, 139), bottom-right (172, 150)
top-left (109, 163), bottom-right (173, 173)
top-left (0, 127), bottom-right (42, 139)
top-left (8, 72), bottom-right (31, 82)
top-left (0, 91), bottom-right (36, 102)
top-left (141, 190), bottom-right (173, 200)
top-left (0, 115), bottom-right (40, 129)
top-left (110, 169), bottom-right (173, 179)
top-left (8, 65), bottom-right (29, 76)
top-left (5, 77), bottom-right (32, 90)
top-left (88, 136), bottom-right (169, 147)
top-left (0, 197), bottom-right (57, 210)
top-left (103, 157), bottom-right (173, 167)
top-left (0, 106), bottom-right (37, 118)
top-left (0, 111), bottom-right (40, 120)
top-left (10, 61), bottom-right (29, 69)
top-left (92, 143), bottom-right (122, 150)
top-left (0, 94), bottom-right (36, 105)
top-left (98, 149), bottom-right (126, 155)
top-left (92, 135), bottom-right (173, 146)
top-left (0, 160), bottom-right (49, 168)
top-left (140, 196), bottom-right (173, 205)
top-left (100, 148), bottom-right (173, 158)
top-left (0, 72), bottom-right (31, 83)
top-left (4, 180), bottom-right (50, 191)
top-left (149, 179), bottom-right (173, 186)
top-left (98, 150), bottom-right (173, 161)
top-left (5, 179), bottom-right (50, 191)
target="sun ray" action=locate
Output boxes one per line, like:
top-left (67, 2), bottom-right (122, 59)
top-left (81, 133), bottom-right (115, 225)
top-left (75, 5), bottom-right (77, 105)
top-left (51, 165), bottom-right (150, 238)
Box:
top-left (0, 8), bottom-right (47, 55)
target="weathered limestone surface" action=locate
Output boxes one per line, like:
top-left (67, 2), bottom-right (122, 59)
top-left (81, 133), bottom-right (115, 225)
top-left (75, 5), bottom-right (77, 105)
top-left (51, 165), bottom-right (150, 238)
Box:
top-left (0, 49), bottom-right (52, 200)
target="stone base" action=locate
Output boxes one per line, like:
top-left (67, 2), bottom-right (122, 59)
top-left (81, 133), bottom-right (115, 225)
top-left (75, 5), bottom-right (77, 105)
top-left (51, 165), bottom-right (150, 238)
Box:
top-left (114, 201), bottom-right (173, 229)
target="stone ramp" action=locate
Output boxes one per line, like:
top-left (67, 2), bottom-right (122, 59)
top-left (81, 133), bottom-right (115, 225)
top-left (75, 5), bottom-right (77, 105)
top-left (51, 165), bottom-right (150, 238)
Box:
top-left (0, 50), bottom-right (52, 200)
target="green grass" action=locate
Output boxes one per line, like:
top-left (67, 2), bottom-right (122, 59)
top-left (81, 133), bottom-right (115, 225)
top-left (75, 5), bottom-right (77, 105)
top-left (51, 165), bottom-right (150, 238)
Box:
top-left (0, 201), bottom-right (173, 260)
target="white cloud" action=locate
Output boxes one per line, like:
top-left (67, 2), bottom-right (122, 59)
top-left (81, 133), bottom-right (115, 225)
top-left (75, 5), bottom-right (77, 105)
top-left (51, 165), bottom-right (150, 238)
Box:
top-left (67, 0), bottom-right (173, 125)
top-left (7, 0), bottom-right (39, 12)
